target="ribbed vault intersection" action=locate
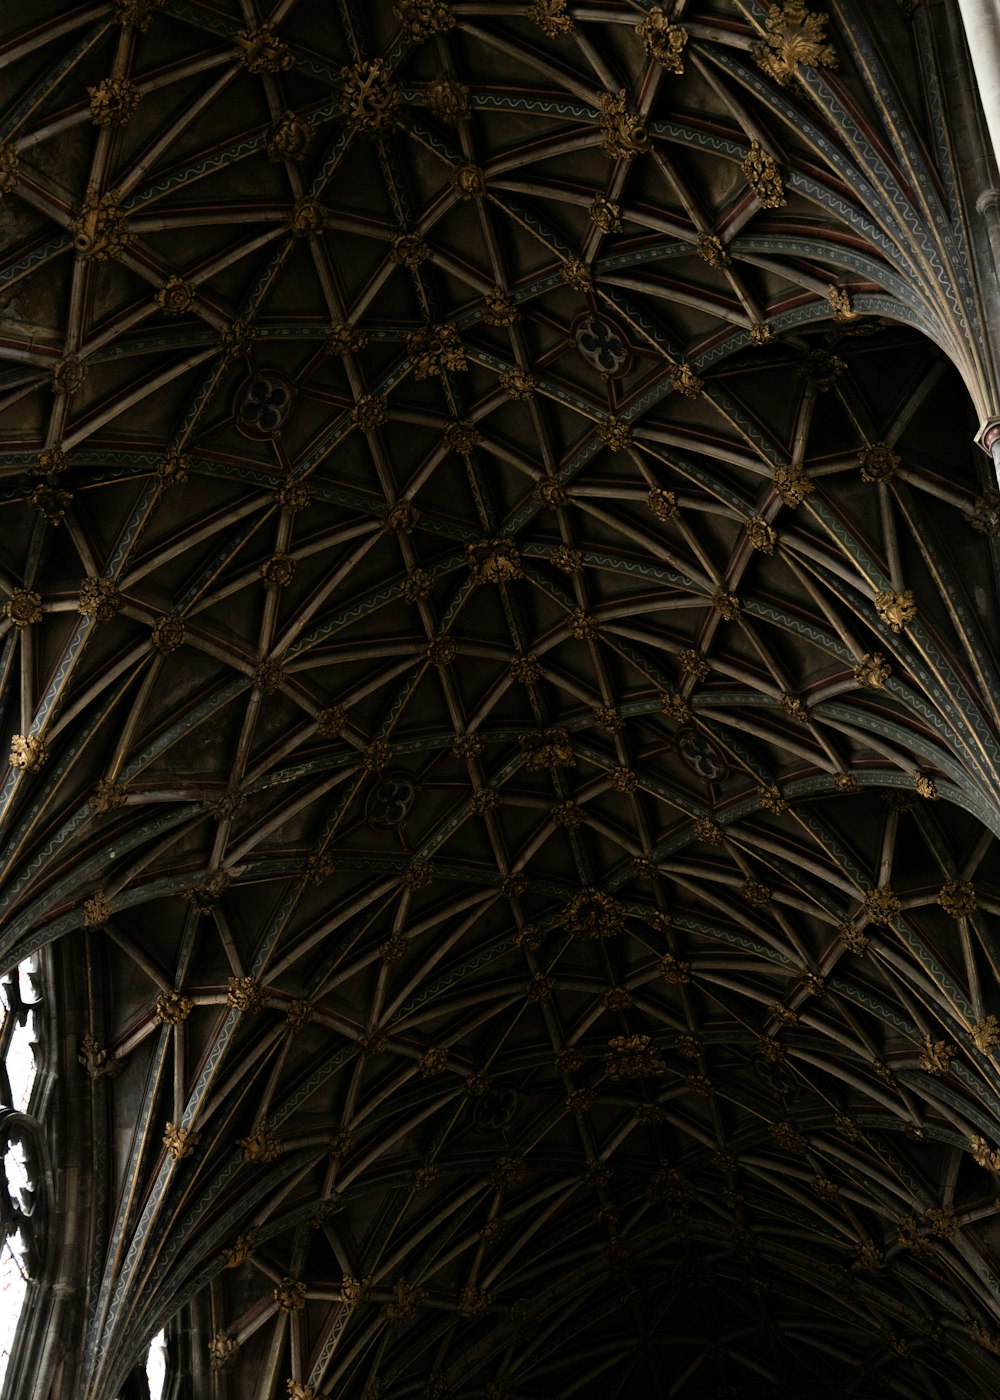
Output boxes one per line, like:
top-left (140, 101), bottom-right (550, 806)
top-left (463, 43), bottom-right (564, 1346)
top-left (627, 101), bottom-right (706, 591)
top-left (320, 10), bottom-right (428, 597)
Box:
top-left (3, 2), bottom-right (1000, 1398)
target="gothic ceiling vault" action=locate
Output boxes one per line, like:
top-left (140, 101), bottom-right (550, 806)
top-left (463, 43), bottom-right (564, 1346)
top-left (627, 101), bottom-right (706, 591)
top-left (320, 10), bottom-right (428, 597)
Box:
top-left (3, 1), bottom-right (1000, 1397)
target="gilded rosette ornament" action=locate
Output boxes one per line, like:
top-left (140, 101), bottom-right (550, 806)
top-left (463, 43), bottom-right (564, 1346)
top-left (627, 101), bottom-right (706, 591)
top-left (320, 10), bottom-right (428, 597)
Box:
top-left (384, 1278), bottom-right (428, 1322)
top-left (151, 613), bottom-right (184, 653)
top-left (277, 479), bottom-right (310, 515)
top-left (852, 1241), bottom-right (886, 1273)
top-left (527, 0), bottom-right (574, 38)
top-left (443, 418), bottom-right (479, 453)
top-left (742, 140), bottom-right (786, 207)
top-left (556, 256), bottom-right (594, 298)
top-left (164, 1121), bottom-right (199, 1160)
top-left (596, 416), bottom-right (632, 451)
top-left (826, 284), bottom-right (856, 321)
top-left (648, 486), bottom-right (678, 521)
top-left (840, 922), bottom-right (868, 954)
top-left (315, 707), bottom-right (346, 739)
top-left (239, 1120), bottom-right (282, 1162)
top-left (420, 1045), bottom-right (448, 1076)
top-left (780, 693), bottom-right (809, 723)
top-left (325, 321), bottom-right (366, 356)
top-left (746, 515), bottom-right (777, 552)
top-left (670, 363), bottom-right (702, 397)
top-left (970, 1015), bottom-right (999, 1054)
top-left (457, 1284), bottom-right (492, 1319)
top-left (219, 319), bottom-right (256, 359)
top-left (221, 1229), bottom-right (257, 1267)
top-left (567, 607), bottom-right (598, 639)
top-left (227, 975), bottom-right (265, 1013)
top-left (772, 462), bottom-right (813, 506)
top-left (499, 366), bottom-right (536, 400)
top-left (51, 355), bottom-right (87, 394)
top-left (403, 857), bottom-right (434, 890)
top-left (73, 192), bottom-right (132, 260)
top-left (743, 877), bottom-right (771, 908)
top-left (260, 551), bottom-right (295, 588)
top-left (525, 972), bottom-right (553, 1002)
top-left (858, 441), bottom-right (899, 482)
top-left (289, 196), bottom-right (325, 238)
top-left (393, 0), bottom-right (454, 39)
top-left (207, 1332), bottom-right (238, 1369)
top-left (90, 778), bottom-right (127, 812)
top-left (598, 90), bottom-right (651, 159)
top-left (483, 288), bottom-right (517, 326)
top-left (427, 636), bottom-right (457, 667)
top-left (863, 885), bottom-right (901, 925)
top-left (273, 1278), bottom-right (307, 1312)
top-left (78, 1033), bottom-right (122, 1079)
top-left (918, 1034), bottom-right (955, 1075)
top-left (803, 347), bottom-right (846, 388)
top-left (352, 393), bottom-right (389, 430)
top-left (593, 705), bottom-right (623, 733)
top-left (678, 647), bottom-right (709, 679)
top-left (636, 9), bottom-right (688, 72)
top-left (407, 323), bottom-right (467, 378)
top-left (402, 568), bottom-right (431, 602)
top-left (874, 587), bottom-right (917, 632)
top-left (967, 489), bottom-right (1000, 536)
top-left (758, 783), bottom-right (787, 814)
top-left (157, 448), bottom-right (190, 484)
top-left (82, 890), bottom-right (112, 928)
top-left (425, 75), bottom-right (469, 122)
top-left (605, 1033), bottom-right (665, 1079)
top-left (88, 76), bottom-right (140, 127)
top-left (35, 446), bottom-right (67, 476)
top-left (78, 575), bottom-right (123, 622)
top-left (589, 194), bottom-right (622, 233)
top-left (115, 0), bottom-right (164, 31)
top-left (155, 989), bottom-right (193, 1024)
top-left (509, 652), bottom-right (541, 684)
top-left (339, 60), bottom-right (400, 134)
top-left (937, 879), bottom-right (976, 918)
top-left (29, 484), bottom-right (70, 523)
top-left (155, 276), bottom-right (196, 315)
top-left (10, 733), bottom-right (46, 771)
top-left (605, 761), bottom-right (635, 795)
top-left (713, 589), bottom-right (740, 621)
top-left (0, 142), bottom-right (18, 195)
top-left (853, 651), bottom-right (891, 687)
top-left (660, 689), bottom-right (689, 721)
top-left (751, 1), bottom-right (838, 86)
top-left (552, 800), bottom-right (584, 828)
top-left (254, 660), bottom-right (285, 694)
top-left (452, 162), bottom-right (485, 200)
top-left (696, 233), bottom-right (730, 269)
top-left (4, 589), bottom-right (41, 628)
top-left (561, 887), bottom-right (625, 939)
top-left (329, 1126), bottom-right (356, 1158)
top-left (235, 24), bottom-right (293, 73)
top-left (520, 726), bottom-right (574, 770)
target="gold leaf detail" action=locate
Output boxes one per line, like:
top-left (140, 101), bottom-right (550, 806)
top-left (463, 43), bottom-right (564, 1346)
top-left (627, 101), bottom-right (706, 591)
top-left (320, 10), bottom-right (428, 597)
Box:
top-left (752, 1), bottom-right (838, 86)
top-left (636, 9), bottom-right (688, 72)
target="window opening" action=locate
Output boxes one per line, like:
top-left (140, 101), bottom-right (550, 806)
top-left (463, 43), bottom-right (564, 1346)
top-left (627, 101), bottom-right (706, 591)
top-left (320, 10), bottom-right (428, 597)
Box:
top-left (145, 1328), bottom-right (168, 1400)
top-left (0, 957), bottom-right (44, 1393)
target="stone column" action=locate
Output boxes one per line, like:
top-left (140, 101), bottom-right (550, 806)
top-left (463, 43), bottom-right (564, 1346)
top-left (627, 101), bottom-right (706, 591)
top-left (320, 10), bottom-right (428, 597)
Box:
top-left (979, 418), bottom-right (1000, 485)
top-left (955, 0), bottom-right (1000, 177)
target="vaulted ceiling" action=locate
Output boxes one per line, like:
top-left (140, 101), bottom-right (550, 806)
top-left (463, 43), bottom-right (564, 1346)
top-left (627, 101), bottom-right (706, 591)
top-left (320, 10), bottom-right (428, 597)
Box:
top-left (3, 2), bottom-right (1000, 1399)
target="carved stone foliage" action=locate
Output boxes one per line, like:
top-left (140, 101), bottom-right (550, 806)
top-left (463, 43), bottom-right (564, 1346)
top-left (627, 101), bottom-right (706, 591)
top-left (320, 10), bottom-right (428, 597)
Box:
top-left (752, 2), bottom-right (838, 85)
